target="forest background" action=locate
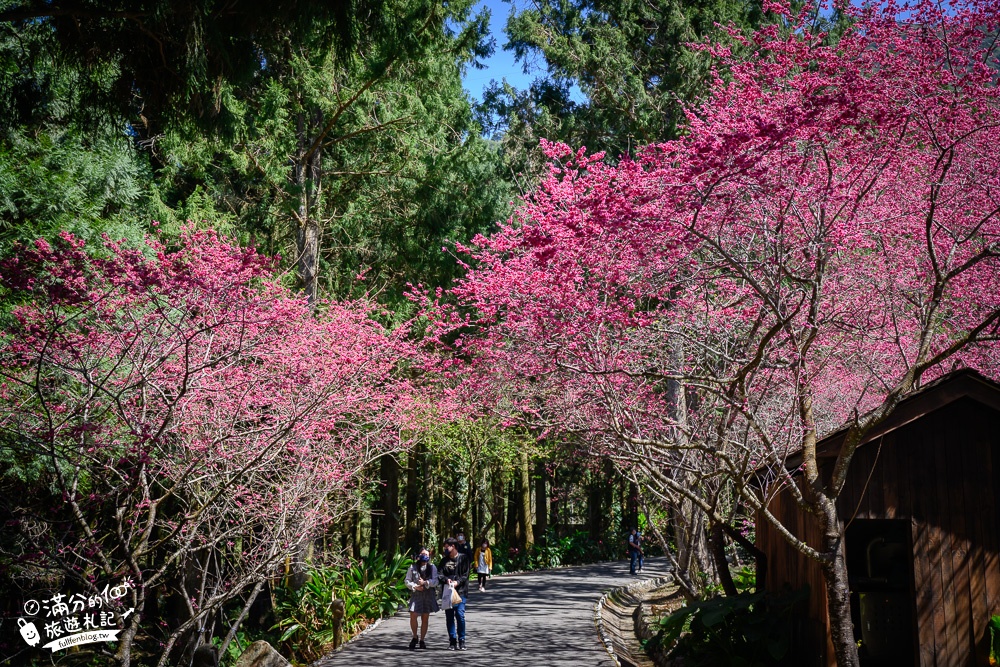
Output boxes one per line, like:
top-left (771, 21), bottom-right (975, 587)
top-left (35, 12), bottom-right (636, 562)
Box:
top-left (0, 1), bottom-right (783, 663)
top-left (5, 1), bottom-right (988, 667)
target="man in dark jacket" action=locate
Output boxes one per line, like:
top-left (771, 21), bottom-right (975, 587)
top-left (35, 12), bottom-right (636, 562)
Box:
top-left (456, 532), bottom-right (474, 561)
top-left (439, 537), bottom-right (471, 650)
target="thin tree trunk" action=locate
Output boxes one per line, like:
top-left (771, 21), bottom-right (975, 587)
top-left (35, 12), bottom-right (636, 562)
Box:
top-left (673, 497), bottom-right (713, 593)
top-left (352, 510), bottom-right (363, 560)
top-left (473, 491), bottom-right (482, 543)
top-left (459, 460), bottom-right (473, 539)
top-left (368, 505), bottom-right (379, 557)
top-left (432, 479), bottom-right (441, 545)
top-left (519, 450), bottom-right (534, 550)
top-left (217, 581), bottom-right (264, 656)
top-left (550, 466), bottom-right (561, 535)
top-left (819, 503), bottom-right (861, 667)
top-left (534, 460), bottom-right (547, 546)
top-left (491, 463), bottom-right (506, 543)
top-left (294, 110), bottom-right (323, 306)
top-left (601, 459), bottom-right (614, 539)
top-left (114, 590), bottom-right (146, 667)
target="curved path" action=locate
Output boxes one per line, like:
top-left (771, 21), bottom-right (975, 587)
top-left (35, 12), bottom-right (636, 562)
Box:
top-left (314, 558), bottom-right (669, 666)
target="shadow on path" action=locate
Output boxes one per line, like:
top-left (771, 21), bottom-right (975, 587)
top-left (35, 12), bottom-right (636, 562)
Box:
top-left (313, 558), bottom-right (670, 667)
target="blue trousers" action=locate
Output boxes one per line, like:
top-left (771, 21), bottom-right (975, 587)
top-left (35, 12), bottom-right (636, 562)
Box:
top-left (629, 550), bottom-right (639, 574)
top-left (445, 596), bottom-right (466, 641)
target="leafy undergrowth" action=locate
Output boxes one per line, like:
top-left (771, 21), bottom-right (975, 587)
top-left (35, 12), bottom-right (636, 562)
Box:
top-left (223, 552), bottom-right (411, 666)
top-left (492, 529), bottom-right (655, 574)
top-left (649, 586), bottom-right (809, 667)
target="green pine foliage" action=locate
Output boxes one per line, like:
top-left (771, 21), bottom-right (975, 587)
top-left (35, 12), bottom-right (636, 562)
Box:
top-left (482, 0), bottom-right (847, 176)
top-left (146, 0), bottom-right (514, 310)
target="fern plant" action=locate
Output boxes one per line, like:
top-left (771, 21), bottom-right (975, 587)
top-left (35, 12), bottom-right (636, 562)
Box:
top-left (271, 552), bottom-right (412, 663)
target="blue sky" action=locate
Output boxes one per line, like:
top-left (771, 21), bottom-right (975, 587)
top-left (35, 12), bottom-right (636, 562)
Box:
top-left (461, 0), bottom-right (587, 105)
top-left (461, 0), bottom-right (534, 102)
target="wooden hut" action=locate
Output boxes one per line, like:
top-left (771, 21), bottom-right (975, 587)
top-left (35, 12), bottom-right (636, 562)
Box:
top-left (754, 369), bottom-right (1000, 667)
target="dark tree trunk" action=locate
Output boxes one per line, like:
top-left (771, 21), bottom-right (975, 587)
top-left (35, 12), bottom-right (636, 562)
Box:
top-left (710, 522), bottom-right (738, 596)
top-left (352, 510), bottom-right (362, 560)
top-left (534, 460), bottom-right (548, 546)
top-left (587, 472), bottom-right (603, 542)
top-left (625, 481), bottom-right (639, 534)
top-left (432, 479), bottom-right (442, 546)
top-left (550, 466), bottom-right (561, 534)
top-left (505, 477), bottom-right (519, 545)
top-left (492, 463), bottom-right (505, 541)
top-left (472, 495), bottom-right (481, 543)
top-left (671, 498), bottom-right (713, 595)
top-left (114, 587), bottom-right (146, 667)
top-left (378, 454), bottom-right (400, 554)
top-left (601, 459), bottom-right (614, 538)
top-left (405, 446), bottom-right (420, 553)
top-left (368, 507), bottom-right (379, 557)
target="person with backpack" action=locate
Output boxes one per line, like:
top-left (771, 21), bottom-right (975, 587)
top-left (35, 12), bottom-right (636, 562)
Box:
top-left (627, 528), bottom-right (643, 576)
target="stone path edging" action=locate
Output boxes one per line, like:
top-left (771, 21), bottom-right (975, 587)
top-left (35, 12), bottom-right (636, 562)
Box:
top-left (594, 574), bottom-right (674, 667)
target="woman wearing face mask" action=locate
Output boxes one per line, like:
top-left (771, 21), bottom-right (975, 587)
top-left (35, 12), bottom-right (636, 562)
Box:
top-left (404, 548), bottom-right (439, 649)
top-left (472, 539), bottom-right (493, 592)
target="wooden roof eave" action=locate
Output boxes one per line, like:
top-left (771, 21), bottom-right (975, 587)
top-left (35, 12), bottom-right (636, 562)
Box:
top-left (750, 368), bottom-right (1000, 485)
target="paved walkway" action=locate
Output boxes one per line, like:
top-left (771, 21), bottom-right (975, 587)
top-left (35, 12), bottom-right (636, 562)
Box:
top-left (314, 558), bottom-right (670, 666)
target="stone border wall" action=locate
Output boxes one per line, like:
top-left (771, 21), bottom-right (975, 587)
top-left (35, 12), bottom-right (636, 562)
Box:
top-left (594, 575), bottom-right (674, 667)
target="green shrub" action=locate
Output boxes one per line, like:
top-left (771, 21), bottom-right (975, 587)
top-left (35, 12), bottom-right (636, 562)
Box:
top-left (700, 565), bottom-right (758, 598)
top-left (491, 529), bottom-right (625, 573)
top-left (271, 551), bottom-right (411, 663)
top-left (732, 566), bottom-right (757, 594)
top-left (651, 586), bottom-right (808, 667)
top-left (989, 614), bottom-right (1000, 665)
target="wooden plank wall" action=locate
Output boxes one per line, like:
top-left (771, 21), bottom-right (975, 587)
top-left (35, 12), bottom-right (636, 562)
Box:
top-left (756, 398), bottom-right (1000, 667)
top-left (756, 478), bottom-right (831, 666)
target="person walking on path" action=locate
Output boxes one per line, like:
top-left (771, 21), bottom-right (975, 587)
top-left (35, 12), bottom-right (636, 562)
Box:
top-left (635, 530), bottom-right (644, 574)
top-left (404, 549), bottom-right (439, 650)
top-left (472, 539), bottom-right (493, 592)
top-left (439, 537), bottom-right (471, 650)
top-left (627, 528), bottom-right (642, 576)
top-left (456, 532), bottom-right (474, 560)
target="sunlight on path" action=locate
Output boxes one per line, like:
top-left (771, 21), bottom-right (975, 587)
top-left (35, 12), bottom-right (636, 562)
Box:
top-left (314, 558), bottom-right (670, 666)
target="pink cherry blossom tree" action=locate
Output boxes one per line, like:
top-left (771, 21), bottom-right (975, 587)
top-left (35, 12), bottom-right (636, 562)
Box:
top-left (0, 229), bottom-right (415, 667)
top-left (440, 2), bottom-right (1000, 663)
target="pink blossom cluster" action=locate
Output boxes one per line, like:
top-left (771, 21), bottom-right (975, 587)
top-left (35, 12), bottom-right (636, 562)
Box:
top-left (0, 228), bottom-right (418, 661)
top-left (434, 0), bottom-right (1000, 481)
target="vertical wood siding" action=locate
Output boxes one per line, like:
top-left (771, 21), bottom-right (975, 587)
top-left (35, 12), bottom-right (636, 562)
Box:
top-left (755, 398), bottom-right (1000, 666)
